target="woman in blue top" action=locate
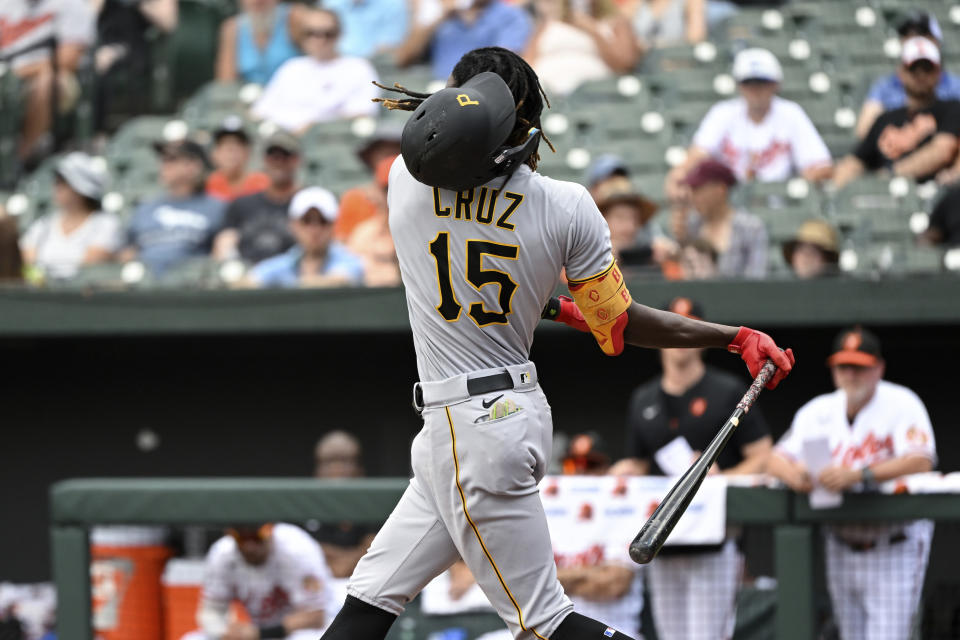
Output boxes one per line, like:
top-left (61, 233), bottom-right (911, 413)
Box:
top-left (216, 0), bottom-right (307, 85)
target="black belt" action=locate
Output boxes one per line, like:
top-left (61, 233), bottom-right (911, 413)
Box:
top-left (837, 532), bottom-right (907, 552)
top-left (413, 371), bottom-right (515, 411)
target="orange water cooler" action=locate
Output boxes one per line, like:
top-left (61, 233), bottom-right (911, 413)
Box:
top-left (91, 526), bottom-right (172, 640)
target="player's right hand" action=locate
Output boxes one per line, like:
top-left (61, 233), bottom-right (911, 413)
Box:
top-left (727, 326), bottom-right (795, 389)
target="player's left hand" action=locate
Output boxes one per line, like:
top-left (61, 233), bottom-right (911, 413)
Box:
top-left (727, 327), bottom-right (795, 389)
top-left (818, 466), bottom-right (861, 492)
top-left (223, 622), bottom-right (259, 640)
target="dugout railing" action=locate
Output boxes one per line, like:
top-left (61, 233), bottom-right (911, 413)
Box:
top-left (49, 478), bottom-right (960, 640)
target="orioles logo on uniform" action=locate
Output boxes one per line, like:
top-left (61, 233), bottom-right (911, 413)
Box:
top-left (544, 479), bottom-right (559, 496)
top-left (456, 94), bottom-right (479, 107)
top-left (906, 425), bottom-right (929, 446)
top-left (690, 397), bottom-right (707, 417)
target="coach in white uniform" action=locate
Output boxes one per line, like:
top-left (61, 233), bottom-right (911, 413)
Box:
top-left (767, 327), bottom-right (936, 640)
top-left (318, 46), bottom-right (793, 640)
top-left (193, 523), bottom-right (335, 640)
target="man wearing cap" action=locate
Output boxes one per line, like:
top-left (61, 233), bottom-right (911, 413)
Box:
top-left (123, 139), bottom-right (225, 275)
top-left (248, 186), bottom-right (364, 288)
top-left (856, 11), bottom-right (960, 139)
top-left (20, 152), bottom-right (122, 280)
top-left (767, 327), bottom-right (936, 640)
top-left (593, 175), bottom-right (667, 270)
top-left (214, 130), bottom-right (302, 265)
top-left (334, 123), bottom-right (403, 243)
top-left (193, 522), bottom-right (335, 640)
top-left (671, 159), bottom-right (768, 279)
top-left (250, 8), bottom-right (379, 134)
top-left (665, 47), bottom-right (832, 199)
top-left (834, 37), bottom-right (960, 189)
top-left (610, 298), bottom-right (772, 640)
top-left (585, 154), bottom-right (630, 203)
top-left (206, 118), bottom-right (270, 202)
top-left (783, 219), bottom-right (840, 279)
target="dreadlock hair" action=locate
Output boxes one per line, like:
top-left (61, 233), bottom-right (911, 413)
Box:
top-left (374, 47), bottom-right (555, 170)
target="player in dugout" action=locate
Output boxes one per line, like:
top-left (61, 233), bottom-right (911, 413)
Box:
top-left (766, 327), bottom-right (936, 640)
top-left (319, 46), bottom-right (793, 640)
top-left (186, 523), bottom-right (335, 640)
top-left (610, 297), bottom-right (772, 640)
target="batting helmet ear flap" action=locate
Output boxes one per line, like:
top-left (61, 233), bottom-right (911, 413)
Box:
top-left (491, 127), bottom-right (541, 177)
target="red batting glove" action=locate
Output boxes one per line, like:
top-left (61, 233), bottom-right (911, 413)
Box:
top-left (727, 326), bottom-right (795, 390)
top-left (543, 295), bottom-right (591, 332)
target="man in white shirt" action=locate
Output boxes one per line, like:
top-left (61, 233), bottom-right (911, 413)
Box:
top-left (766, 327), bottom-right (936, 640)
top-left (251, 8), bottom-right (379, 134)
top-left (666, 48), bottom-right (833, 200)
top-left (193, 523), bottom-right (335, 640)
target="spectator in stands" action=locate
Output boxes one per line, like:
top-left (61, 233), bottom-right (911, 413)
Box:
top-left (248, 186), bottom-right (364, 288)
top-left (833, 38), bottom-right (960, 190)
top-left (766, 327), bottom-right (936, 640)
top-left (345, 157), bottom-right (401, 287)
top-left (922, 185), bottom-right (960, 247)
top-left (324, 0), bottom-right (409, 59)
top-left (314, 430), bottom-right (364, 479)
top-left (610, 297), bottom-right (772, 640)
top-left (672, 237), bottom-right (718, 280)
top-left (215, 0), bottom-right (308, 86)
top-left (594, 176), bottom-right (668, 271)
top-left (394, 0), bottom-right (532, 80)
top-left (122, 139), bottom-right (225, 275)
top-left (665, 48), bottom-right (832, 201)
top-left (20, 152), bottom-right (122, 280)
top-left (523, 0), bottom-right (639, 97)
top-left (1, 0), bottom-right (96, 164)
top-left (205, 117), bottom-right (270, 202)
top-left (192, 523), bottom-right (334, 640)
top-left (671, 158), bottom-right (768, 279)
top-left (0, 216), bottom-right (24, 282)
top-left (92, 0), bottom-right (178, 132)
top-left (625, 0), bottom-right (706, 49)
top-left (250, 8), bottom-right (380, 133)
top-left (782, 219), bottom-right (840, 279)
top-left (584, 153), bottom-right (629, 201)
top-left (334, 124), bottom-right (402, 242)
top-left (855, 11), bottom-right (960, 140)
top-left (214, 130), bottom-right (301, 264)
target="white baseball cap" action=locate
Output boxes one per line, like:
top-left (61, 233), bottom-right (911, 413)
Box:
top-left (56, 152), bottom-right (109, 202)
top-left (732, 48), bottom-right (783, 83)
top-left (288, 186), bottom-right (339, 222)
top-left (901, 36), bottom-right (941, 67)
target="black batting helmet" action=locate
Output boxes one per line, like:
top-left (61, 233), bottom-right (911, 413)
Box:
top-left (400, 71), bottom-right (541, 191)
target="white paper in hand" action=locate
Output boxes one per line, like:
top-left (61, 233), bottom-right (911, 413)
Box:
top-left (802, 437), bottom-right (843, 509)
top-left (655, 436), bottom-right (696, 476)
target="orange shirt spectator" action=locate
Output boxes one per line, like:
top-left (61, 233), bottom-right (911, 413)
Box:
top-left (334, 155), bottom-right (393, 241)
top-left (205, 117), bottom-right (270, 201)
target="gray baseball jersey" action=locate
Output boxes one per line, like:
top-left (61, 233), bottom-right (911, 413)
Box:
top-left (387, 158), bottom-right (614, 382)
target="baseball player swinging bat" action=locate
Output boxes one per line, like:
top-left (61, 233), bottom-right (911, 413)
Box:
top-left (629, 359), bottom-right (778, 565)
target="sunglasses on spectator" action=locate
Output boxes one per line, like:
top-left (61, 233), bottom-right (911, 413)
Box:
top-left (304, 28), bottom-right (338, 40)
top-left (265, 146), bottom-right (296, 159)
top-left (299, 212), bottom-right (332, 226)
top-left (739, 78), bottom-right (776, 87)
top-left (906, 60), bottom-right (938, 74)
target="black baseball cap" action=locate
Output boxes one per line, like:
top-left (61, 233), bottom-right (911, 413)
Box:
top-left (152, 138), bottom-right (212, 169)
top-left (663, 296), bottom-right (704, 320)
top-left (827, 326), bottom-right (882, 367)
top-left (896, 11), bottom-right (942, 42)
top-left (213, 115), bottom-right (251, 144)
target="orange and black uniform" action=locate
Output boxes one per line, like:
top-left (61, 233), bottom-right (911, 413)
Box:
top-left (625, 366), bottom-right (769, 476)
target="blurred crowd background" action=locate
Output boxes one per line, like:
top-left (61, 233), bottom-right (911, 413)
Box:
top-left (2, 0), bottom-right (960, 289)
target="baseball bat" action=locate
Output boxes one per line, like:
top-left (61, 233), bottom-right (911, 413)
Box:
top-left (628, 359), bottom-right (778, 565)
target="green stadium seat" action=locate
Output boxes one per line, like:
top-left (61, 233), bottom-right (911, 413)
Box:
top-left (168, 0), bottom-right (233, 103)
top-left (567, 75), bottom-right (652, 108)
